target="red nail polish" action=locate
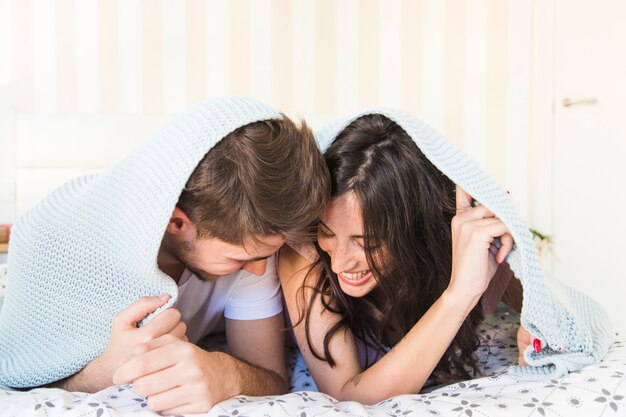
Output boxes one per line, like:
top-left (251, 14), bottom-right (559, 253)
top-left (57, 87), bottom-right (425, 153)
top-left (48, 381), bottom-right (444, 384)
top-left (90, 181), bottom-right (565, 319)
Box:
top-left (533, 339), bottom-right (541, 353)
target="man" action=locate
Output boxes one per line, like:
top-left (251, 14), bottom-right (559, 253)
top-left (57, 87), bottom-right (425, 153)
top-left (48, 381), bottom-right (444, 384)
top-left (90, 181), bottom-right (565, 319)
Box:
top-left (0, 98), bottom-right (329, 414)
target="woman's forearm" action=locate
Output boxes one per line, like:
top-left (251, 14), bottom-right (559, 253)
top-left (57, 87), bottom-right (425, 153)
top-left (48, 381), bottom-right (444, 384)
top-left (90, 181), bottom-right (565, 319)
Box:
top-left (335, 290), bottom-right (477, 404)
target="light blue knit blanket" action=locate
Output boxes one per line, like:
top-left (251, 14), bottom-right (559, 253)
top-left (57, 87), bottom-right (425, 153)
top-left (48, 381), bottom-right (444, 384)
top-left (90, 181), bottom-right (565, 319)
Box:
top-left (315, 109), bottom-right (614, 380)
top-left (0, 97), bottom-right (283, 388)
top-left (0, 101), bottom-right (613, 388)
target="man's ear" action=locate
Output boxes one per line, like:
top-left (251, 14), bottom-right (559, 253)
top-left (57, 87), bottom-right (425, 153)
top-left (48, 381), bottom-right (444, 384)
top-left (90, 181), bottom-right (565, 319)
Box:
top-left (166, 207), bottom-right (194, 236)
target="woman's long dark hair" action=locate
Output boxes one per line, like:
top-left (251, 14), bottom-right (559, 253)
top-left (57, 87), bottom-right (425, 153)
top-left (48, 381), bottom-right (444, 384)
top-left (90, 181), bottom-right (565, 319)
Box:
top-left (303, 114), bottom-right (484, 385)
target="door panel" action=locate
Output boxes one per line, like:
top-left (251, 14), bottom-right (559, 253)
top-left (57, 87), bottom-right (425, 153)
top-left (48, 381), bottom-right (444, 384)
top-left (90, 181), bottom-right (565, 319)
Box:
top-left (553, 0), bottom-right (626, 332)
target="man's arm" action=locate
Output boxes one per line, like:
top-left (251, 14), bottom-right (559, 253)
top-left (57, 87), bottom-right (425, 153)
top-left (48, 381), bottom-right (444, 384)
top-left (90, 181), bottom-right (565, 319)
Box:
top-left (225, 313), bottom-right (288, 395)
top-left (48, 295), bottom-right (185, 392)
top-left (48, 354), bottom-right (111, 392)
top-left (114, 313), bottom-right (288, 415)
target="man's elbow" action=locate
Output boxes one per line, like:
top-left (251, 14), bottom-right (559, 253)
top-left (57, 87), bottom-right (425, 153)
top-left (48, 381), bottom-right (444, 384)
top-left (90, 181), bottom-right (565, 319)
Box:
top-left (267, 368), bottom-right (289, 395)
top-left (276, 374), bottom-right (289, 395)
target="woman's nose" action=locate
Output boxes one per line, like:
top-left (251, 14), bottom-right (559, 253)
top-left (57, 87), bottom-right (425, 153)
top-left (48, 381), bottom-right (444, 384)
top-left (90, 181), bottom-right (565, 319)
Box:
top-left (331, 242), bottom-right (356, 274)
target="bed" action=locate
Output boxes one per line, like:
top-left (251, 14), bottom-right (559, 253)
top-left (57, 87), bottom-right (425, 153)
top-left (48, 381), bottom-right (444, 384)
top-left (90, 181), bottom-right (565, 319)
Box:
top-left (0, 265), bottom-right (624, 416)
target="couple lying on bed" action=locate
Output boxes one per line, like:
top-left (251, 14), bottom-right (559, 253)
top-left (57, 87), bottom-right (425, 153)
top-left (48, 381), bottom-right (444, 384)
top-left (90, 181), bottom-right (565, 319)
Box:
top-left (6, 105), bottom-right (531, 413)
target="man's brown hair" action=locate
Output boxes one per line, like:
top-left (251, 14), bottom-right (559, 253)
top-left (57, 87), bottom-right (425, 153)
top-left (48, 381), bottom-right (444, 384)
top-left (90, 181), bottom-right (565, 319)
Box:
top-left (177, 116), bottom-right (330, 245)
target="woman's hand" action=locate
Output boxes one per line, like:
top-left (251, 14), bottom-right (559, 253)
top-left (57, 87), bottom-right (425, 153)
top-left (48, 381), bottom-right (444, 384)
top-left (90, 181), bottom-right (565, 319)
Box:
top-left (447, 186), bottom-right (514, 304)
top-left (517, 325), bottom-right (541, 365)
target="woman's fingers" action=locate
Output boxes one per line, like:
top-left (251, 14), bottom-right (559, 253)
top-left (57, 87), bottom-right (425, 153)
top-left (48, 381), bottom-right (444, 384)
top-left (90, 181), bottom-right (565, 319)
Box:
top-left (517, 326), bottom-right (532, 365)
top-left (457, 216), bottom-right (513, 251)
top-left (462, 218), bottom-right (510, 240)
top-left (455, 185), bottom-right (472, 212)
top-left (453, 194), bottom-right (514, 264)
top-left (496, 232), bottom-right (514, 264)
top-left (454, 204), bottom-right (496, 223)
top-left (516, 326), bottom-right (542, 366)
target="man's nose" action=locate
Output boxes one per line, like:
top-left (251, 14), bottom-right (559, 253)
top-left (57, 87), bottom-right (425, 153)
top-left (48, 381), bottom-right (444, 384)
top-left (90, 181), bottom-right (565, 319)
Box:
top-left (242, 259), bottom-right (268, 276)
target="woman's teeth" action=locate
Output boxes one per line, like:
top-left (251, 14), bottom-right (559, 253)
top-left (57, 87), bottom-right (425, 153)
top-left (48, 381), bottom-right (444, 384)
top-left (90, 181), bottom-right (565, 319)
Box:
top-left (342, 271), bottom-right (369, 280)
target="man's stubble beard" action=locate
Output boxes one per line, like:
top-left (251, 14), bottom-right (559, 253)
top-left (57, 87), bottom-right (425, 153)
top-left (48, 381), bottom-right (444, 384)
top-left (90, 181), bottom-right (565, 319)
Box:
top-left (164, 237), bottom-right (219, 282)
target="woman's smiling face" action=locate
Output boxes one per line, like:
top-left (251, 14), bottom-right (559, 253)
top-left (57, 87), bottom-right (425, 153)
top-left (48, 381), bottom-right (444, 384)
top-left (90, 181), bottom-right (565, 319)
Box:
top-left (317, 191), bottom-right (379, 298)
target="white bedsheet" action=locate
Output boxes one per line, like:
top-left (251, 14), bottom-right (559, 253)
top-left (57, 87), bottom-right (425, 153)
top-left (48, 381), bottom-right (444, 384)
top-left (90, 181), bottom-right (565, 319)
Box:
top-left (1, 265), bottom-right (624, 416)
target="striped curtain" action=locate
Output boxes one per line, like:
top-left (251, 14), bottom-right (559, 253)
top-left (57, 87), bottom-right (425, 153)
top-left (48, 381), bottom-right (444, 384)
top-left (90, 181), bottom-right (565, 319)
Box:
top-left (0, 0), bottom-right (538, 220)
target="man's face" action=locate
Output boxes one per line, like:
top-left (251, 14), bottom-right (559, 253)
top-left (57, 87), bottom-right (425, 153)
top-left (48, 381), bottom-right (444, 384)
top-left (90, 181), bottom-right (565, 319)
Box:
top-left (173, 234), bottom-right (286, 281)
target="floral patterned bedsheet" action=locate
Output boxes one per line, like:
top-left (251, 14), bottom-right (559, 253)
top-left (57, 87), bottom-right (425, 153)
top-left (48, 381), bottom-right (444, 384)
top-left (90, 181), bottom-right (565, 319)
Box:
top-left (1, 264), bottom-right (624, 416)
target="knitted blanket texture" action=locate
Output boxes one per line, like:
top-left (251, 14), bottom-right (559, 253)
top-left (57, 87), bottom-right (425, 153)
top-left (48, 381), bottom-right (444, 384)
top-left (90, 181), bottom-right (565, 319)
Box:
top-left (315, 109), bottom-right (614, 380)
top-left (0, 97), bottom-right (282, 388)
top-left (0, 100), bottom-right (613, 389)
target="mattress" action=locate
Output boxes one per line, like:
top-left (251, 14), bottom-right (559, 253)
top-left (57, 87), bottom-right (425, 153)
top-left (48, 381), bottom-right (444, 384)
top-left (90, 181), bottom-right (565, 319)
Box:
top-left (0, 266), bottom-right (624, 416)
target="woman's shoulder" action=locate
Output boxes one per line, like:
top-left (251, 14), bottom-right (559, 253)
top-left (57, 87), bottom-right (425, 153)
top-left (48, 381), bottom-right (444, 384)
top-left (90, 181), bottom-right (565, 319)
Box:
top-left (286, 241), bottom-right (319, 263)
top-left (278, 244), bottom-right (319, 287)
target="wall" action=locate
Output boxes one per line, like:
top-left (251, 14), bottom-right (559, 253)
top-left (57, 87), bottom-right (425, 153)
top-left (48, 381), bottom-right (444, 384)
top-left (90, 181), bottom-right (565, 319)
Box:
top-left (0, 0), bottom-right (548, 229)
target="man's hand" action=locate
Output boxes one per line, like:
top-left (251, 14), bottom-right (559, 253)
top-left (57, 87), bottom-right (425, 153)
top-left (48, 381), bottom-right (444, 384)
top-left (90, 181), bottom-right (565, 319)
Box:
top-left (113, 313), bottom-right (288, 415)
top-left (114, 337), bottom-right (239, 414)
top-left (53, 295), bottom-right (186, 392)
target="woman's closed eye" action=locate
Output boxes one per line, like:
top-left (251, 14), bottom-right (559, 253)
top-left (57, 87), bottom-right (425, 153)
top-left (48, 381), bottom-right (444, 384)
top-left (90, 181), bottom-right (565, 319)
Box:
top-left (353, 238), bottom-right (365, 249)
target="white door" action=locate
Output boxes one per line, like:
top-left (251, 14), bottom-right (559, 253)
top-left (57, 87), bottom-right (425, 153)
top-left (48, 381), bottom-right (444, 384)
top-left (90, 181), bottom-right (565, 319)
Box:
top-left (553, 0), bottom-right (626, 332)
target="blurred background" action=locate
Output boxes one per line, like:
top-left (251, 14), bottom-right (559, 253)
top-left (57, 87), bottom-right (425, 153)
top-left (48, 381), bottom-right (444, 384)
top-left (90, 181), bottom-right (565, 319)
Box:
top-left (0, 0), bottom-right (624, 331)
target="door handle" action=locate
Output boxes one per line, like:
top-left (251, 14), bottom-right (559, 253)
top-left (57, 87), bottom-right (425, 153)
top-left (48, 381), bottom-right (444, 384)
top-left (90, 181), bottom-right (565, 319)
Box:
top-left (562, 97), bottom-right (598, 107)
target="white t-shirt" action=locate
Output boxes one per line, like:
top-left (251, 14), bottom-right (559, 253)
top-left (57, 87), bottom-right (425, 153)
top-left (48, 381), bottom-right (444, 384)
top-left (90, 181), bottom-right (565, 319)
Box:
top-left (173, 255), bottom-right (283, 344)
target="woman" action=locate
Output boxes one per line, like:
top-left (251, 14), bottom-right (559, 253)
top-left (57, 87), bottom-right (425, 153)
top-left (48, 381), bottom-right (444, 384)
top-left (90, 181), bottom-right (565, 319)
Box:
top-left (279, 114), bottom-right (517, 404)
